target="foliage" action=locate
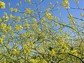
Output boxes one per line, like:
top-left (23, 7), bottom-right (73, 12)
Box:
top-left (0, 0), bottom-right (84, 63)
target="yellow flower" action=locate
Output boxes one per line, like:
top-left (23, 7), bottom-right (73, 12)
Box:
top-left (14, 8), bottom-right (17, 12)
top-left (24, 0), bottom-right (26, 2)
top-left (49, 2), bottom-right (51, 5)
top-left (4, 12), bottom-right (7, 16)
top-left (80, 13), bottom-right (83, 16)
top-left (0, 18), bottom-right (2, 23)
top-left (15, 25), bottom-right (19, 31)
top-left (8, 44), bottom-right (11, 48)
top-left (6, 25), bottom-right (11, 31)
top-left (36, 28), bottom-right (40, 31)
top-left (28, 15), bottom-right (30, 17)
top-left (0, 1), bottom-right (5, 9)
top-left (8, 2), bottom-right (10, 6)
top-left (9, 14), bottom-right (12, 18)
top-left (6, 16), bottom-right (9, 20)
top-left (32, 23), bottom-right (37, 29)
top-left (61, 2), bottom-right (65, 6)
top-left (55, 23), bottom-right (58, 27)
top-left (0, 38), bottom-right (3, 45)
top-left (13, 49), bottom-right (17, 52)
top-left (1, 23), bottom-right (6, 30)
top-left (18, 24), bottom-right (23, 30)
top-left (17, 41), bottom-right (20, 44)
top-left (42, 17), bottom-right (45, 22)
top-left (1, 35), bottom-right (5, 38)
top-left (59, 12), bottom-right (61, 16)
top-left (52, 5), bottom-right (54, 7)
top-left (40, 0), bottom-right (42, 2)
top-left (65, 35), bottom-right (69, 39)
top-left (56, 1), bottom-right (58, 4)
top-left (75, 1), bottom-right (79, 4)
top-left (0, 55), bottom-right (3, 60)
top-left (64, 0), bottom-right (69, 5)
top-left (25, 23), bottom-right (30, 29)
top-left (12, 16), bottom-right (16, 20)
top-left (10, 7), bottom-right (13, 12)
top-left (32, 18), bottom-right (36, 22)
top-left (57, 7), bottom-right (60, 9)
top-left (20, 1), bottom-right (21, 4)
top-left (16, 3), bottom-right (19, 6)
top-left (82, 8), bottom-right (84, 10)
top-left (17, 16), bottom-right (21, 22)
top-left (27, 0), bottom-right (31, 2)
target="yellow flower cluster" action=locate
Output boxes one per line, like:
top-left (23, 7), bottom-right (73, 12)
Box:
top-left (0, 1), bottom-right (5, 9)
top-left (15, 24), bottom-right (23, 31)
top-left (17, 16), bottom-right (21, 22)
top-left (0, 38), bottom-right (3, 45)
top-left (1, 23), bottom-right (6, 30)
top-left (0, 0), bottom-right (83, 63)
top-left (32, 23), bottom-right (37, 29)
top-left (64, 0), bottom-right (69, 5)
top-left (61, 0), bottom-right (70, 9)
top-left (32, 18), bottom-right (36, 22)
top-left (0, 18), bottom-right (2, 23)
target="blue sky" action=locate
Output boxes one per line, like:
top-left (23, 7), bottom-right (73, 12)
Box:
top-left (0, 0), bottom-right (83, 23)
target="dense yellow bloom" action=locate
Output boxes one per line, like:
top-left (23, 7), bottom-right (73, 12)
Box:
top-left (7, 44), bottom-right (11, 48)
top-left (0, 38), bottom-right (3, 45)
top-left (32, 18), bottom-right (36, 22)
top-left (18, 24), bottom-right (23, 30)
top-left (6, 25), bottom-right (11, 31)
top-left (65, 35), bottom-right (69, 39)
top-left (1, 35), bottom-right (5, 38)
top-left (15, 25), bottom-right (19, 31)
top-left (0, 1), bottom-right (5, 9)
top-left (51, 49), bottom-right (55, 55)
top-left (32, 23), bottom-right (37, 29)
top-left (1, 23), bottom-right (6, 30)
